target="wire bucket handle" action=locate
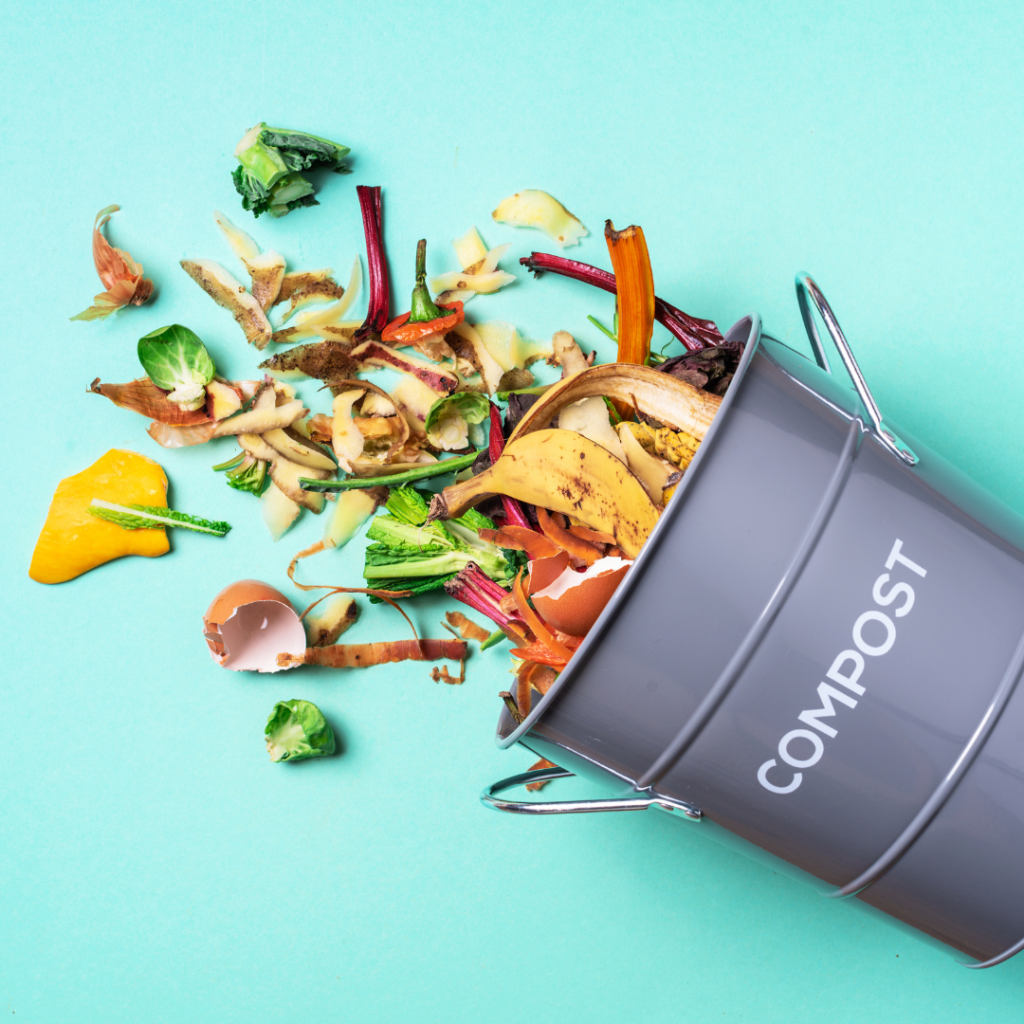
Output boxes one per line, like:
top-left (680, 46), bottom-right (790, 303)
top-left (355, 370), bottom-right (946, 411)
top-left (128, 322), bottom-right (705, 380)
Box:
top-left (795, 273), bottom-right (917, 466)
top-left (481, 767), bottom-right (702, 819)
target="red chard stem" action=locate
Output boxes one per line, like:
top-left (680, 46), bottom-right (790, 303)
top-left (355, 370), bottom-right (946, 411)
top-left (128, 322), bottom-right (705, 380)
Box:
top-left (488, 403), bottom-right (531, 529)
top-left (355, 185), bottom-right (390, 341)
top-left (519, 252), bottom-right (722, 352)
top-left (445, 564), bottom-right (524, 631)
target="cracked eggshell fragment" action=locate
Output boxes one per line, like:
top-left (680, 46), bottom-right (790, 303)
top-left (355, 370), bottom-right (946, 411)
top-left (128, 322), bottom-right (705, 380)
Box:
top-left (531, 557), bottom-right (632, 637)
top-left (203, 580), bottom-right (306, 672)
top-left (492, 190), bottom-right (588, 248)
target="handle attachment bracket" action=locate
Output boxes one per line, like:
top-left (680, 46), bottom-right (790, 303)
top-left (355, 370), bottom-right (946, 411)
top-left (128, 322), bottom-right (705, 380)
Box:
top-left (796, 273), bottom-right (918, 466)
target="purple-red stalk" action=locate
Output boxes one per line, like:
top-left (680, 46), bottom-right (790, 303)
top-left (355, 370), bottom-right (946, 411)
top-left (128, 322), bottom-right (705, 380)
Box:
top-left (488, 403), bottom-right (531, 529)
top-left (444, 563), bottom-right (524, 632)
top-left (519, 252), bottom-right (722, 352)
top-left (354, 186), bottom-right (390, 341)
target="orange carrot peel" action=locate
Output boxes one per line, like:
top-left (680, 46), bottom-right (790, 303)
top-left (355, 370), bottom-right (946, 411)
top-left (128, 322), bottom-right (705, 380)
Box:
top-left (478, 524), bottom-right (561, 561)
top-left (511, 569), bottom-right (574, 662)
top-left (536, 507), bottom-right (603, 566)
top-left (605, 221), bottom-right (655, 367)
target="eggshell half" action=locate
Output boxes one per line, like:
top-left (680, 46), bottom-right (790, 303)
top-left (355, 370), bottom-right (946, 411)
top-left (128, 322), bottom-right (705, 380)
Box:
top-left (526, 551), bottom-right (571, 597)
top-left (531, 557), bottom-right (632, 637)
top-left (205, 579), bottom-right (291, 627)
top-left (203, 579), bottom-right (306, 672)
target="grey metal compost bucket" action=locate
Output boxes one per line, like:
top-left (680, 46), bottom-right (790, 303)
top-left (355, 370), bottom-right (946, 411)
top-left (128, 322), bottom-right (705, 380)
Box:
top-left (483, 274), bottom-right (1024, 968)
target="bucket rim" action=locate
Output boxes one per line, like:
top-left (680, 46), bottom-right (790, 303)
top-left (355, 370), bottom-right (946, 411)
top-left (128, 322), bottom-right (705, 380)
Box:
top-left (495, 312), bottom-right (764, 750)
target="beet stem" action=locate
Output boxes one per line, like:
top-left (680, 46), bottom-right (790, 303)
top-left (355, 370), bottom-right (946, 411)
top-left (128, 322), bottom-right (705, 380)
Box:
top-left (519, 252), bottom-right (722, 352)
top-left (355, 186), bottom-right (390, 341)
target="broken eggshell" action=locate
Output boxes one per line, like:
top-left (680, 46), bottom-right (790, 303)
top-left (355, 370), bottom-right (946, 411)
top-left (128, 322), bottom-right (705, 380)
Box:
top-left (203, 579), bottom-right (306, 672)
top-left (530, 556), bottom-right (632, 637)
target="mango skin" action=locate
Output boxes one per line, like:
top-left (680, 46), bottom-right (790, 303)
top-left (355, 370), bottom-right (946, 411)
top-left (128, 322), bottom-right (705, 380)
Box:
top-left (29, 449), bottom-right (170, 584)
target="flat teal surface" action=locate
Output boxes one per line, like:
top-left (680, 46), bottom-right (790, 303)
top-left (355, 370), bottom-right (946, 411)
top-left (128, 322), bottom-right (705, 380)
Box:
top-left (3, 2), bottom-right (1024, 1020)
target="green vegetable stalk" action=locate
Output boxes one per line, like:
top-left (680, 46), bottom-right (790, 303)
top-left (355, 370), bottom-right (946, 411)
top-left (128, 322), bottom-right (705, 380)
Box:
top-left (362, 487), bottom-right (524, 601)
top-left (88, 500), bottom-right (231, 537)
top-left (265, 700), bottom-right (336, 762)
top-left (212, 452), bottom-right (268, 497)
top-left (233, 123), bottom-right (350, 218)
top-left (137, 324), bottom-right (216, 411)
top-left (300, 451), bottom-right (479, 492)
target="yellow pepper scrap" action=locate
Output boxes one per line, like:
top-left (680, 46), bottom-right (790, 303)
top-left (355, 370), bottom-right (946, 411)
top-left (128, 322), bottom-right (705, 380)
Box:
top-left (29, 449), bottom-right (170, 584)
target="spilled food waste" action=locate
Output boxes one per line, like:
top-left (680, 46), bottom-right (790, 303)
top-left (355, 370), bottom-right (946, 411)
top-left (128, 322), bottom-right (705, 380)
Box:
top-left (35, 140), bottom-right (739, 765)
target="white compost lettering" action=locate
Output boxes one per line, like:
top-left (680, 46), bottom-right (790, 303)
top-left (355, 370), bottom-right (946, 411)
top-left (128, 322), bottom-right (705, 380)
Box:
top-left (757, 538), bottom-right (927, 795)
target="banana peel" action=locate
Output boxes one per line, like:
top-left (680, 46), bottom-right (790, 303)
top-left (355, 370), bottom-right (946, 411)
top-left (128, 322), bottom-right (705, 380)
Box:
top-left (508, 362), bottom-right (721, 442)
top-left (430, 428), bottom-right (658, 558)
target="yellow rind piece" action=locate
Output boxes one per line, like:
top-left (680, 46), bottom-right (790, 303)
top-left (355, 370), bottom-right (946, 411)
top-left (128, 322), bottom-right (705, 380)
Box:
top-left (29, 449), bottom-right (170, 584)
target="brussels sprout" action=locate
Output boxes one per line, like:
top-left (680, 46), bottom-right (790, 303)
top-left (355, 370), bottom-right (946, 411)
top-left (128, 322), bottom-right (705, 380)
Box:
top-left (264, 699), bottom-right (336, 762)
top-left (137, 324), bottom-right (216, 411)
top-left (424, 392), bottom-right (491, 451)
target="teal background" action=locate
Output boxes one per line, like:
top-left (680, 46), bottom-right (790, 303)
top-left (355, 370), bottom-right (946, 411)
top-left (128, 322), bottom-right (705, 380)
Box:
top-left (3, 1), bottom-right (1024, 1020)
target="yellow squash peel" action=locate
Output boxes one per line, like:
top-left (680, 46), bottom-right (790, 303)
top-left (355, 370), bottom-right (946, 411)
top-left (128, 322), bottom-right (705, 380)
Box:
top-left (30, 450), bottom-right (170, 584)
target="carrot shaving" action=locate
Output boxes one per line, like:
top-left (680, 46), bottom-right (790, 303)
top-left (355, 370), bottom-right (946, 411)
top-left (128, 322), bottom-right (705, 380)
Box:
top-left (288, 540), bottom-right (326, 573)
top-left (526, 757), bottom-right (559, 791)
top-left (515, 661), bottom-right (560, 716)
top-left (516, 662), bottom-right (535, 717)
top-left (605, 221), bottom-right (654, 366)
top-left (287, 559), bottom-right (417, 640)
top-left (279, 638), bottom-right (468, 668)
top-left (536, 506), bottom-right (603, 566)
top-left (445, 611), bottom-right (491, 642)
top-left (508, 644), bottom-right (573, 668)
top-left (431, 661), bottom-right (466, 684)
top-left (567, 523), bottom-right (617, 546)
top-left (511, 569), bottom-right (573, 661)
top-left (479, 525), bottom-right (561, 561)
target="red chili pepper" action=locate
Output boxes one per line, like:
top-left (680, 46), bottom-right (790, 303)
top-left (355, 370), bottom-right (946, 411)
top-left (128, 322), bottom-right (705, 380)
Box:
top-left (382, 238), bottom-right (464, 343)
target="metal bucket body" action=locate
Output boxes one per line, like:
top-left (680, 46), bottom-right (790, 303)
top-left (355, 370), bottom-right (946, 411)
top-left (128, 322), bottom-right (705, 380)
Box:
top-left (491, 289), bottom-right (1024, 966)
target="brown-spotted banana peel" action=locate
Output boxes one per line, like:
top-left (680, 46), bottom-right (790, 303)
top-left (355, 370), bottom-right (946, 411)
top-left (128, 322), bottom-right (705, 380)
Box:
top-left (430, 428), bottom-right (659, 558)
top-left (509, 362), bottom-right (721, 442)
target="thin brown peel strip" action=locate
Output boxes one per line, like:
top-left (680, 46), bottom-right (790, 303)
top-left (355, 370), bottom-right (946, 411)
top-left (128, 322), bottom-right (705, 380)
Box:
top-left (278, 639), bottom-right (468, 668)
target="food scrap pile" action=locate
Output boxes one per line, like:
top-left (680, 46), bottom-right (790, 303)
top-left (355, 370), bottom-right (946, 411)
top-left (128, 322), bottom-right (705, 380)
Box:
top-left (33, 125), bottom-right (741, 765)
